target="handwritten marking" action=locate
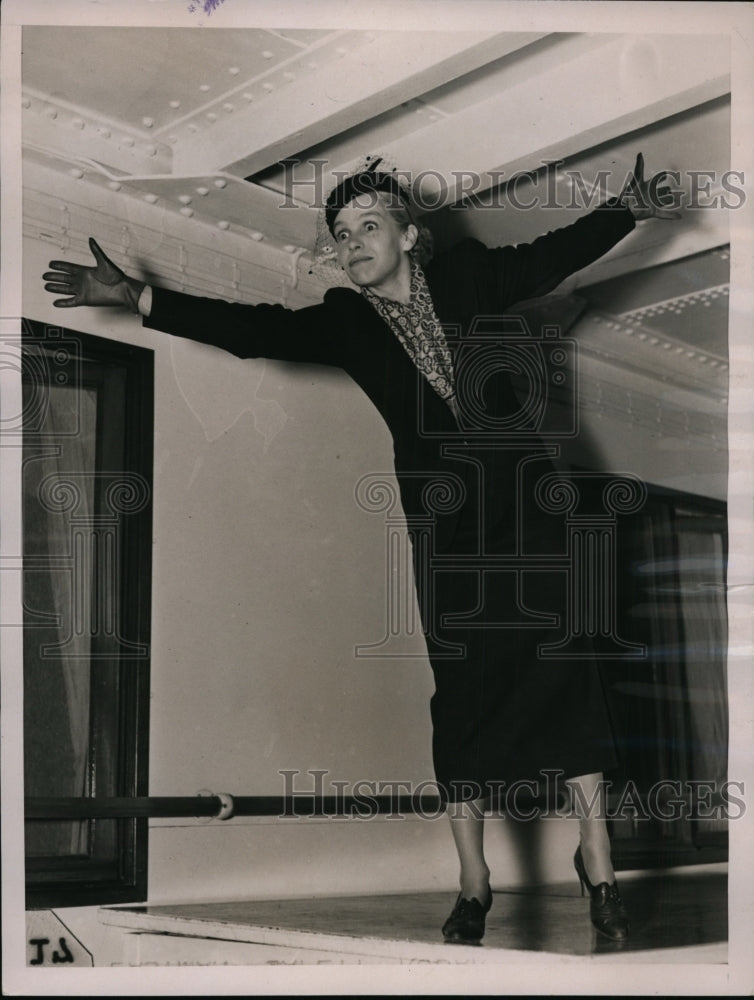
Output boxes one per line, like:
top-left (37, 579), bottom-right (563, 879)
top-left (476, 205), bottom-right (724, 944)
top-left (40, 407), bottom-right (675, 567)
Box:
top-left (188, 0), bottom-right (228, 14)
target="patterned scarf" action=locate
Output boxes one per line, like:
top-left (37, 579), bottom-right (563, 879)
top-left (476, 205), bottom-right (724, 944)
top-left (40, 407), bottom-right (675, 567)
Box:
top-left (361, 260), bottom-right (458, 416)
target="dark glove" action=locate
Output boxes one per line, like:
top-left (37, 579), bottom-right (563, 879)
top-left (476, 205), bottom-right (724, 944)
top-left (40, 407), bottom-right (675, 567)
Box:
top-left (43, 238), bottom-right (146, 311)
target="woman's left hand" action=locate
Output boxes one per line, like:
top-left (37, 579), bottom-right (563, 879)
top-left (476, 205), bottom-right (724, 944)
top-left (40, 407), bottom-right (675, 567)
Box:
top-left (619, 152), bottom-right (682, 221)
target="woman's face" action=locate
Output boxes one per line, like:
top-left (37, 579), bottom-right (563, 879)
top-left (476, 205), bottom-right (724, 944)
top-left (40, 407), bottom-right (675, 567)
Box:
top-left (332, 194), bottom-right (416, 293)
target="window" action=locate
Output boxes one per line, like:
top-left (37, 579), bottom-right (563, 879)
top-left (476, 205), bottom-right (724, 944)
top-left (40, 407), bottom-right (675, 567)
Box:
top-left (23, 320), bottom-right (153, 908)
top-left (606, 486), bottom-right (729, 868)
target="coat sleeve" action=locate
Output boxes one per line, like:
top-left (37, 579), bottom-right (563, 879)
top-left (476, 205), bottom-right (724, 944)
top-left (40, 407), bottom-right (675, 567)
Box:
top-left (143, 286), bottom-right (344, 368)
top-left (482, 200), bottom-right (636, 309)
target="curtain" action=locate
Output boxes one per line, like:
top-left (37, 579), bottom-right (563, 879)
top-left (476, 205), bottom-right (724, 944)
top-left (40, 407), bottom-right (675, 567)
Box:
top-left (675, 515), bottom-right (728, 833)
top-left (24, 383), bottom-right (97, 856)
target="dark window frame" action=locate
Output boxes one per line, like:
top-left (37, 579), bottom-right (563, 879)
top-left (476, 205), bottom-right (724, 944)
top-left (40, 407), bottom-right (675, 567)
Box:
top-left (23, 319), bottom-right (153, 909)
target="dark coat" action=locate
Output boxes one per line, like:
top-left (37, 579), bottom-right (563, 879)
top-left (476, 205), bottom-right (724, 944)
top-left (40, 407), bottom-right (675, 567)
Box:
top-left (144, 202), bottom-right (636, 799)
top-left (146, 202), bottom-right (635, 546)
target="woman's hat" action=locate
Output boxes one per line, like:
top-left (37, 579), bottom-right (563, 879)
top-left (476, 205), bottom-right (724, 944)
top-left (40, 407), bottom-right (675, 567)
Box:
top-left (324, 156), bottom-right (410, 235)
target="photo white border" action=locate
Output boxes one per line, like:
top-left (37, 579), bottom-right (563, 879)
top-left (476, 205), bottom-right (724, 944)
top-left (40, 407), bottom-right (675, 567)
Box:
top-left (2, 0), bottom-right (753, 994)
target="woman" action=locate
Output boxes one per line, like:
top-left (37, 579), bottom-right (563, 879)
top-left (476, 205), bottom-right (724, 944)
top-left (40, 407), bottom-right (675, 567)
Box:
top-left (43, 152), bottom-right (679, 944)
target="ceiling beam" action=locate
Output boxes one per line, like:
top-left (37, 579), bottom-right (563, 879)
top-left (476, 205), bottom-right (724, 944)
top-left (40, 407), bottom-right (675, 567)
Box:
top-left (381, 33), bottom-right (730, 206)
top-left (170, 31), bottom-right (548, 177)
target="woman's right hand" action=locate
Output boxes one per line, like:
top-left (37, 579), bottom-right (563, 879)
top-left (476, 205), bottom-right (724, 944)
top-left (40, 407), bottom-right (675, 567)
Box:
top-left (43, 238), bottom-right (145, 311)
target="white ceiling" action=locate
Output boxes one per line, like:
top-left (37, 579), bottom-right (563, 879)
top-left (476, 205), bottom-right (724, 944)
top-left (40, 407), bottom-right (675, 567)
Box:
top-left (21, 25), bottom-right (732, 355)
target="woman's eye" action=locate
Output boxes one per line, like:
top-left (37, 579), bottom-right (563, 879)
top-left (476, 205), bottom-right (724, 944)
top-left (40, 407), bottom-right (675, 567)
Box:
top-left (364, 222), bottom-right (377, 231)
top-left (336, 231), bottom-right (348, 242)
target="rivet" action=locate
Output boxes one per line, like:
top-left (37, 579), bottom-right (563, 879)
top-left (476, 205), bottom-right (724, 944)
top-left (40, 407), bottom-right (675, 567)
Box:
top-left (180, 207), bottom-right (194, 217)
top-left (108, 181), bottom-right (122, 191)
top-left (188, 123), bottom-right (200, 133)
top-left (218, 220), bottom-right (230, 229)
top-left (222, 103), bottom-right (234, 112)
top-left (200, 83), bottom-right (211, 92)
top-left (144, 193), bottom-right (159, 203)
top-left (123, 137), bottom-right (135, 147)
top-left (251, 231), bottom-right (264, 241)
top-left (196, 186), bottom-right (209, 196)
top-left (229, 66), bottom-right (240, 75)
top-left (307, 61), bottom-right (317, 69)
top-left (98, 127), bottom-right (111, 138)
top-left (206, 112), bottom-right (218, 121)
top-left (168, 135), bottom-right (178, 144)
top-left (179, 195), bottom-right (192, 204)
top-left (69, 168), bottom-right (84, 179)
top-left (146, 144), bottom-right (157, 156)
top-left (142, 116), bottom-right (154, 128)
top-left (262, 82), bottom-right (274, 91)
top-left (169, 100), bottom-right (181, 109)
top-left (284, 71), bottom-right (295, 80)
top-left (72, 118), bottom-right (85, 129)
top-left (242, 92), bottom-right (254, 101)
top-left (336, 47), bottom-right (348, 55)
top-left (22, 96), bottom-right (31, 108)
top-left (262, 50), bottom-right (274, 59)
top-left (214, 178), bottom-right (227, 189)
top-left (46, 109), bottom-right (58, 119)
top-left (283, 244), bottom-right (296, 252)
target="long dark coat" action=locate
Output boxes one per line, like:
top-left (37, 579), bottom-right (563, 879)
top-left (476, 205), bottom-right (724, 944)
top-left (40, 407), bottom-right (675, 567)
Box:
top-left (145, 201), bottom-right (636, 803)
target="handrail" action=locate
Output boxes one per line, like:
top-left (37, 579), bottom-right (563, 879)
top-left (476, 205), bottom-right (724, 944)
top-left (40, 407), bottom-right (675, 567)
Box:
top-left (24, 794), bottom-right (447, 821)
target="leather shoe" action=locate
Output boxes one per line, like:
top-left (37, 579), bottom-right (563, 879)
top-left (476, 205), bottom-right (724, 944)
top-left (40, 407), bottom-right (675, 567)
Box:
top-left (574, 846), bottom-right (629, 941)
top-left (442, 889), bottom-right (493, 943)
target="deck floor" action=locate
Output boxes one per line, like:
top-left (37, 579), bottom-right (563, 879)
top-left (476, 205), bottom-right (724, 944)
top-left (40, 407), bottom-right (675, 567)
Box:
top-left (104, 869), bottom-right (727, 963)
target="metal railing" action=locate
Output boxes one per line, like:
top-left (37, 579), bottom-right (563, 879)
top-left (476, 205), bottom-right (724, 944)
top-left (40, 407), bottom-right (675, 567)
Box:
top-left (25, 793), bottom-right (447, 821)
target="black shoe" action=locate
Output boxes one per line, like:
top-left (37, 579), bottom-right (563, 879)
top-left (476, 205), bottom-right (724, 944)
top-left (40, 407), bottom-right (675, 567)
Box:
top-left (574, 845), bottom-right (629, 941)
top-left (442, 889), bottom-right (493, 944)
